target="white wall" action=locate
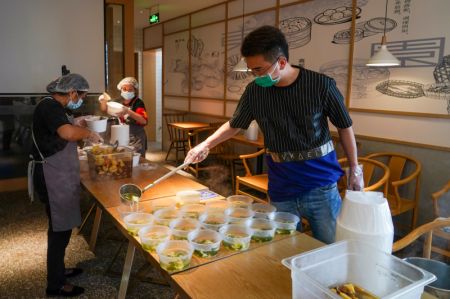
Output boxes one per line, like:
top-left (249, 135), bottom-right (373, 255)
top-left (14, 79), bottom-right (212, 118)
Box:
top-left (0, 0), bottom-right (105, 94)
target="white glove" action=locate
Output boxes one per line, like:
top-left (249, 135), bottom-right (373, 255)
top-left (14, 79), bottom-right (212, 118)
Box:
top-left (73, 115), bottom-right (93, 127)
top-left (86, 131), bottom-right (104, 144)
top-left (98, 92), bottom-right (111, 102)
top-left (184, 141), bottom-right (209, 164)
top-left (347, 164), bottom-right (364, 191)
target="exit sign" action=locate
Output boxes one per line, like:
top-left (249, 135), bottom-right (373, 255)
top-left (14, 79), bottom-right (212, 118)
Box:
top-left (149, 12), bottom-right (159, 24)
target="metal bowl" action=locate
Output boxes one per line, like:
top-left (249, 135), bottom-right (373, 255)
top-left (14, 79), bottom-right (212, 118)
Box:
top-left (404, 257), bottom-right (450, 299)
top-left (119, 184), bottom-right (142, 206)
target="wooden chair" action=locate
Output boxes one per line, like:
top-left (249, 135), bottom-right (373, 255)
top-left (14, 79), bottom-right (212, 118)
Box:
top-left (235, 149), bottom-right (269, 203)
top-left (392, 217), bottom-right (450, 258)
top-left (331, 135), bottom-right (362, 159)
top-left (338, 157), bottom-right (390, 197)
top-left (164, 112), bottom-right (188, 164)
top-left (430, 180), bottom-right (450, 258)
top-left (366, 152), bottom-right (422, 230)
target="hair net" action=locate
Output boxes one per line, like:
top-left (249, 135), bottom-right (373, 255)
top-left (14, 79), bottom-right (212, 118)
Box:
top-left (117, 77), bottom-right (139, 90)
top-left (46, 73), bottom-right (89, 93)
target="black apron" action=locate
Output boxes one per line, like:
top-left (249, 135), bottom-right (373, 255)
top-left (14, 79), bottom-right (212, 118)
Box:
top-left (29, 99), bottom-right (81, 232)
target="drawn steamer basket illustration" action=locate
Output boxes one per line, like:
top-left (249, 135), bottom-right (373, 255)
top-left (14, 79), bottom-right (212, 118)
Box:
top-left (280, 17), bottom-right (312, 49)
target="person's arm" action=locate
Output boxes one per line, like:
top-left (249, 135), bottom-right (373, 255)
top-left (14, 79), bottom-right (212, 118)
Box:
top-left (337, 126), bottom-right (363, 191)
top-left (98, 94), bottom-right (108, 112)
top-left (124, 107), bottom-right (147, 125)
top-left (184, 121), bottom-right (241, 164)
top-left (57, 124), bottom-right (102, 143)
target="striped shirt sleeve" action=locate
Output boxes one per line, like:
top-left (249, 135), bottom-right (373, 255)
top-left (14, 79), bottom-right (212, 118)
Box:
top-left (324, 78), bottom-right (352, 129)
top-left (229, 86), bottom-right (254, 129)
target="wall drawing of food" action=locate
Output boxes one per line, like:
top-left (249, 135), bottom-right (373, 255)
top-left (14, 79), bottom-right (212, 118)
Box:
top-left (314, 6), bottom-right (361, 25)
top-left (279, 17), bottom-right (312, 49)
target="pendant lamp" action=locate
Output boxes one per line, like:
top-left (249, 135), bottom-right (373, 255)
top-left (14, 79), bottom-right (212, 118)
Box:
top-left (366, 0), bottom-right (400, 67)
top-left (232, 0), bottom-right (248, 72)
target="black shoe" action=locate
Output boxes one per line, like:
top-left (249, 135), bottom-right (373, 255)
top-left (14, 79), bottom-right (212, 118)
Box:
top-left (46, 284), bottom-right (85, 297)
top-left (64, 268), bottom-right (83, 278)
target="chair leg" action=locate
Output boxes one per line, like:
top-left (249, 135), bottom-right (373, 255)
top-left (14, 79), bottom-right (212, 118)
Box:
top-left (165, 142), bottom-right (174, 161)
top-left (230, 161), bottom-right (235, 193)
top-left (411, 207), bottom-right (419, 230)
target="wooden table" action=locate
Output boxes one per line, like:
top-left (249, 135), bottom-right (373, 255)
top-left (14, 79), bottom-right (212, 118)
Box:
top-left (230, 134), bottom-right (265, 174)
top-left (168, 121), bottom-right (210, 132)
top-left (80, 162), bottom-right (207, 251)
top-left (172, 234), bottom-right (324, 299)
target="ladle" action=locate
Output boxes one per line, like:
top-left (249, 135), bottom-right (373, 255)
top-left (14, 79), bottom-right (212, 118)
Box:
top-left (119, 161), bottom-right (190, 205)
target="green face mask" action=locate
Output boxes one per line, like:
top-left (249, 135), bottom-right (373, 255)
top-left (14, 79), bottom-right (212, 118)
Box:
top-left (254, 62), bottom-right (280, 87)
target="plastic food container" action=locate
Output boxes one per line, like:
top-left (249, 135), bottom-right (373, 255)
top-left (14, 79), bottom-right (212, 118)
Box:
top-left (199, 212), bottom-right (228, 231)
top-left (154, 208), bottom-right (181, 226)
top-left (86, 145), bottom-right (132, 180)
top-left (176, 190), bottom-right (201, 206)
top-left (150, 197), bottom-right (177, 212)
top-left (85, 116), bottom-right (107, 133)
top-left (123, 212), bottom-right (154, 236)
top-left (219, 224), bottom-right (253, 251)
top-left (273, 212), bottom-right (300, 235)
top-left (282, 240), bottom-right (436, 299)
top-left (169, 218), bottom-right (201, 240)
top-left (156, 240), bottom-right (194, 273)
top-left (116, 204), bottom-right (144, 220)
top-left (188, 228), bottom-right (222, 258)
top-left (225, 207), bottom-right (255, 225)
top-left (250, 218), bottom-right (276, 242)
top-left (251, 203), bottom-right (276, 219)
top-left (180, 204), bottom-right (206, 219)
top-left (107, 101), bottom-right (124, 116)
top-left (205, 200), bottom-right (229, 213)
top-left (138, 225), bottom-right (171, 252)
top-left (226, 195), bottom-right (253, 209)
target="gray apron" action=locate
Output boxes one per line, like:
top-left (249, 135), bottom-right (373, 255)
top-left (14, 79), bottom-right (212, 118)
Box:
top-left (130, 124), bottom-right (147, 156)
top-left (30, 102), bottom-right (81, 232)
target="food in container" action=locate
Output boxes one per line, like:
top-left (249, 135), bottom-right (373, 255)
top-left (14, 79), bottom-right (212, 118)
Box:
top-left (180, 204), bottom-right (206, 219)
top-left (169, 218), bottom-right (200, 240)
top-left (219, 224), bottom-right (253, 251)
top-left (226, 195), bottom-right (253, 209)
top-left (123, 212), bottom-right (154, 236)
top-left (116, 204), bottom-right (144, 220)
top-left (250, 218), bottom-right (276, 242)
top-left (251, 203), bottom-right (276, 219)
top-left (199, 212), bottom-right (228, 231)
top-left (176, 190), bottom-right (201, 206)
top-left (157, 240), bottom-right (194, 272)
top-left (188, 229), bottom-right (222, 258)
top-left (150, 197), bottom-right (177, 213)
top-left (86, 144), bottom-right (132, 180)
top-left (205, 200), bottom-right (229, 213)
top-left (154, 207), bottom-right (181, 226)
top-left (138, 225), bottom-right (171, 252)
top-left (225, 207), bottom-right (255, 225)
top-left (273, 212), bottom-right (300, 235)
top-left (330, 283), bottom-right (379, 299)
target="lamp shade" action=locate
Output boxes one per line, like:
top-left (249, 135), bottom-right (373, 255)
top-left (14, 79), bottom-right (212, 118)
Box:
top-left (366, 44), bottom-right (400, 67)
top-left (232, 57), bottom-right (248, 72)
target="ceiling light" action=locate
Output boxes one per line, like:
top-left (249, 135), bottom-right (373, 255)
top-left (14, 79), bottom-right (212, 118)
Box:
top-left (366, 0), bottom-right (400, 67)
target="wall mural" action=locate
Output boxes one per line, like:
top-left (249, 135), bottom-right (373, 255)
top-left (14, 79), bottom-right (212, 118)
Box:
top-left (190, 22), bottom-right (225, 99)
top-left (164, 31), bottom-right (190, 96)
top-left (279, 0), bottom-right (369, 96)
top-left (350, 0), bottom-right (450, 116)
top-left (225, 10), bottom-right (276, 100)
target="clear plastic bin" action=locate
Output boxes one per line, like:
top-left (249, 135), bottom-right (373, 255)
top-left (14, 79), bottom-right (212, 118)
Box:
top-left (282, 240), bottom-right (436, 299)
top-left (86, 145), bottom-right (133, 180)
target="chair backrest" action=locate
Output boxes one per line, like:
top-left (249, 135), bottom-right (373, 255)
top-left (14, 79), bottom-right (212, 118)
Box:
top-left (239, 149), bottom-right (266, 177)
top-left (338, 157), bottom-right (390, 196)
top-left (163, 112), bottom-right (187, 142)
top-left (332, 135), bottom-right (362, 159)
top-left (432, 180), bottom-right (450, 218)
top-left (366, 152), bottom-right (422, 205)
top-left (392, 217), bottom-right (450, 258)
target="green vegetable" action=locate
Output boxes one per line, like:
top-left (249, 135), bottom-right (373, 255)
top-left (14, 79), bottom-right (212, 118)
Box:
top-left (122, 193), bottom-right (139, 202)
top-left (194, 249), bottom-right (219, 258)
top-left (127, 228), bottom-right (139, 236)
top-left (276, 228), bottom-right (295, 235)
top-left (251, 235), bottom-right (273, 242)
top-left (223, 240), bottom-right (248, 251)
top-left (160, 259), bottom-right (189, 272)
top-left (172, 235), bottom-right (188, 240)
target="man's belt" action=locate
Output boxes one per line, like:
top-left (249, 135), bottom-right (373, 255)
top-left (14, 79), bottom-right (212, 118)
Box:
top-left (267, 140), bottom-right (334, 162)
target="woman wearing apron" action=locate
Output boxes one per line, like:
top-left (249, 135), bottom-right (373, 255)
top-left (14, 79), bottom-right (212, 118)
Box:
top-left (98, 77), bottom-right (148, 156)
top-left (31, 74), bottom-right (102, 297)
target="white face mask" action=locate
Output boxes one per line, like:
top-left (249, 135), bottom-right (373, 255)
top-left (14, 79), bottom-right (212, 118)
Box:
top-left (121, 91), bottom-right (135, 100)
